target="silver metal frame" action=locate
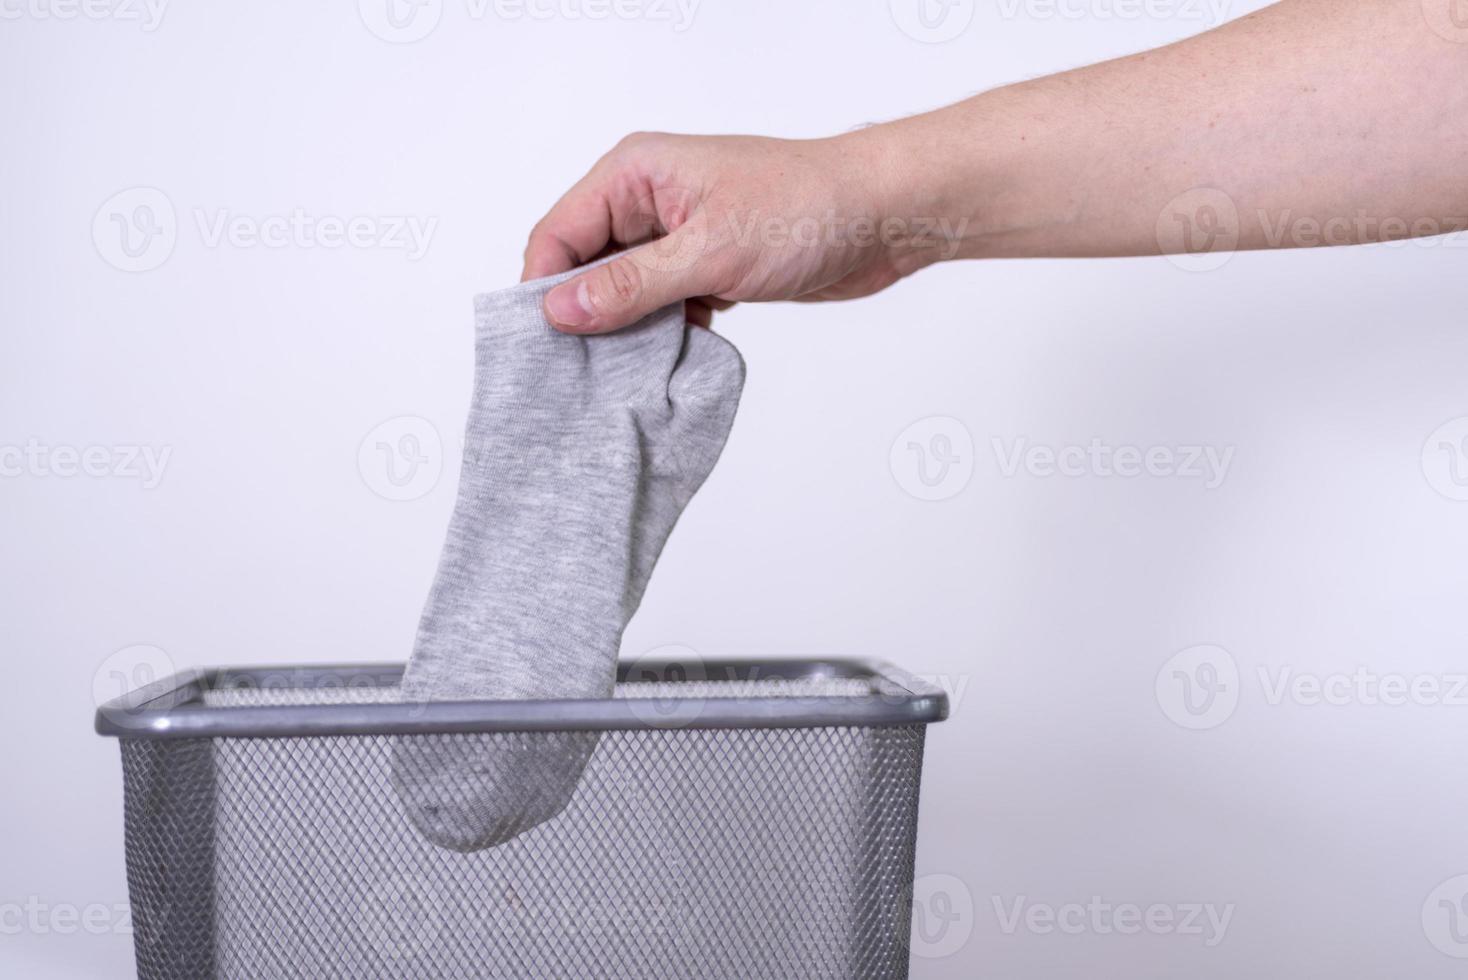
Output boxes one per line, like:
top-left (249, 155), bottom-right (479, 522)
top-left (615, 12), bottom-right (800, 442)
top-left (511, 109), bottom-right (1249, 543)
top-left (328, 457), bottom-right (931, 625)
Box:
top-left (95, 658), bottom-right (950, 739)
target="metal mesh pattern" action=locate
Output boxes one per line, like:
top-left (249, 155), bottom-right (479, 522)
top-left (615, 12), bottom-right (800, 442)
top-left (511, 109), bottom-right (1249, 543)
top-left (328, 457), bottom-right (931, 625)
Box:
top-left (117, 679), bottom-right (928, 980)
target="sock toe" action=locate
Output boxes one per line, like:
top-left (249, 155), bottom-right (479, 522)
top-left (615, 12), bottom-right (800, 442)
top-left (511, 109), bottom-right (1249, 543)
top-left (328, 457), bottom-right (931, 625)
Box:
top-left (391, 732), bottom-right (599, 851)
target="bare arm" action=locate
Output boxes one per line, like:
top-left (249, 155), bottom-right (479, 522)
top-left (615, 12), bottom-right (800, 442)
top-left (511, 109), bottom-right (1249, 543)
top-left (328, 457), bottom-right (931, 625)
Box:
top-left (524, 0), bottom-right (1468, 334)
top-left (892, 0), bottom-right (1468, 259)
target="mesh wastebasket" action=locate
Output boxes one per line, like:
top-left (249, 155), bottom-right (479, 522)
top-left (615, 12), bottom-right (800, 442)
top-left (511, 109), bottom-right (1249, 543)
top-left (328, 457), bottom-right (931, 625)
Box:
top-left (96, 658), bottom-right (948, 979)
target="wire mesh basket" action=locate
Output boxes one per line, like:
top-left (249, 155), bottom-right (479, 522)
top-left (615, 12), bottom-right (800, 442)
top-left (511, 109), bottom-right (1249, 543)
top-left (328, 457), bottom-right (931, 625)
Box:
top-left (96, 658), bottom-right (948, 979)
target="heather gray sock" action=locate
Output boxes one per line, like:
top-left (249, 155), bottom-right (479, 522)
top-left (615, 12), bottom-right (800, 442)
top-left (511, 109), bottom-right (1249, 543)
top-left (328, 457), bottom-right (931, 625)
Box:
top-left (391, 261), bottom-right (745, 852)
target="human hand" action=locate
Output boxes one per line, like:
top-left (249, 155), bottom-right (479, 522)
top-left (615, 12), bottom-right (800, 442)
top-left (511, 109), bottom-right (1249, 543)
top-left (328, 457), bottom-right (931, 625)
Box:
top-left (522, 130), bottom-right (962, 334)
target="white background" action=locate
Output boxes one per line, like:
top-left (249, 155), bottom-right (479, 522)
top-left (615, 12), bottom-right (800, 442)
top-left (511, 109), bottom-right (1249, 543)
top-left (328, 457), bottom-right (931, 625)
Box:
top-left (6, 0), bottom-right (1468, 976)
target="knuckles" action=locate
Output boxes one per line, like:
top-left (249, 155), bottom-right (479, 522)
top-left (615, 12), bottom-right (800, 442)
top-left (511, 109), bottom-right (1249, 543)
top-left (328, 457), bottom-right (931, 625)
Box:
top-left (598, 259), bottom-right (643, 310)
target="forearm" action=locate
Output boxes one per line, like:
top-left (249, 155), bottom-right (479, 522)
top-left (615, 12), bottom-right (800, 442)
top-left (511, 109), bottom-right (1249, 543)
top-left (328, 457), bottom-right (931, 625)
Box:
top-left (863, 0), bottom-right (1468, 260)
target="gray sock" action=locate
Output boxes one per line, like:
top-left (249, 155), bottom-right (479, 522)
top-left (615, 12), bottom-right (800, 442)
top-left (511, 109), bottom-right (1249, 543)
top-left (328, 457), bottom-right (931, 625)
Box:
top-left (391, 263), bottom-right (745, 852)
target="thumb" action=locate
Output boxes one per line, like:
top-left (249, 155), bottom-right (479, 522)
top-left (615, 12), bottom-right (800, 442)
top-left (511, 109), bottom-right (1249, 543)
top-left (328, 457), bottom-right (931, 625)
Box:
top-left (543, 227), bottom-right (723, 335)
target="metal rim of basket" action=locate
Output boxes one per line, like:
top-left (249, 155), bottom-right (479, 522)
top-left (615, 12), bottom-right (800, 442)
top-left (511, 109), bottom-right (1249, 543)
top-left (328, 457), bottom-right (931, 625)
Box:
top-left (95, 658), bottom-right (950, 739)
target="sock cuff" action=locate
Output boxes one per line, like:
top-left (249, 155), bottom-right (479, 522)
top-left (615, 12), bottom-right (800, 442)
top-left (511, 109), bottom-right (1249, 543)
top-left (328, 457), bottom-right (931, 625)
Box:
top-left (472, 279), bottom-right (560, 338)
top-left (473, 256), bottom-right (620, 337)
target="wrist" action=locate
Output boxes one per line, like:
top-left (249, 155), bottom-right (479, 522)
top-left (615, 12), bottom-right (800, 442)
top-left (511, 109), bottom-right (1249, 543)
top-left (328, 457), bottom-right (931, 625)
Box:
top-left (850, 85), bottom-right (1084, 265)
top-left (839, 113), bottom-right (987, 269)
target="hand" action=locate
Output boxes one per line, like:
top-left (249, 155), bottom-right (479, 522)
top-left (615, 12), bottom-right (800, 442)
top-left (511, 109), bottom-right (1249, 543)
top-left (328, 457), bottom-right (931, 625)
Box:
top-left (522, 130), bottom-right (956, 334)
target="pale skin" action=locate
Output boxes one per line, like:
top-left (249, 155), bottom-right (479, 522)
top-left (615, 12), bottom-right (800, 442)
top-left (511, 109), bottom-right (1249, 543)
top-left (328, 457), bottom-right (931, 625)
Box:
top-left (522, 0), bottom-right (1468, 334)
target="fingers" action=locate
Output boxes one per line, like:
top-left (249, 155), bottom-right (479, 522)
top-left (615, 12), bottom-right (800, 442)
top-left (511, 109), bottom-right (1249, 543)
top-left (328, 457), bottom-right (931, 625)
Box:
top-left (686, 299), bottom-right (713, 328)
top-left (522, 179), bottom-right (618, 282)
top-left (543, 227), bottom-right (728, 335)
top-left (687, 296), bottom-right (734, 329)
top-left (522, 135), bottom-right (670, 282)
top-left (526, 133), bottom-right (741, 331)
top-left (522, 151), bottom-right (643, 281)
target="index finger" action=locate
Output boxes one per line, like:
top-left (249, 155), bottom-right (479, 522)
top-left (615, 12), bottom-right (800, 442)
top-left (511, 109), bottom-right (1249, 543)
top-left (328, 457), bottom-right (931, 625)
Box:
top-left (521, 177), bottom-right (615, 281)
top-left (521, 151), bottom-right (664, 281)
